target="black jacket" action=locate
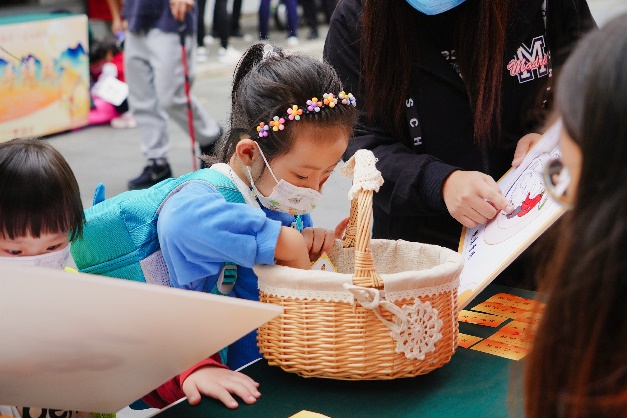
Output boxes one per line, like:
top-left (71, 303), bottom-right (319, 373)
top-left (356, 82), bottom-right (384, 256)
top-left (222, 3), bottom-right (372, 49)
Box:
top-left (324, 0), bottom-right (595, 250)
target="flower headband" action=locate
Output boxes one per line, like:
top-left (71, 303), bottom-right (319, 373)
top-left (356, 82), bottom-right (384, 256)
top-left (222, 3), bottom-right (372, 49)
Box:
top-left (256, 92), bottom-right (356, 138)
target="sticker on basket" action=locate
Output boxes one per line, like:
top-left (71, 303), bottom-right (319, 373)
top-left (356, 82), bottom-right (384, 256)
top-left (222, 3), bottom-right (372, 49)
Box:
top-left (470, 301), bottom-right (526, 319)
top-left (471, 339), bottom-right (529, 360)
top-left (458, 310), bottom-right (508, 327)
top-left (289, 411), bottom-right (331, 418)
top-left (310, 253), bottom-right (338, 272)
top-left (458, 333), bottom-right (483, 348)
top-left (485, 293), bottom-right (545, 312)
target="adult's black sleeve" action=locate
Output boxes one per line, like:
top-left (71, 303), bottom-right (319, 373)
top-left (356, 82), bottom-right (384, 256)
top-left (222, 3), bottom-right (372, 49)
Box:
top-left (323, 0), bottom-right (457, 217)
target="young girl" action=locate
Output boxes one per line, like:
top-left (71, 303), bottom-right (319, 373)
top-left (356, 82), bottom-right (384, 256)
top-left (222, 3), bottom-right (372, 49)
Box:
top-left (0, 138), bottom-right (105, 417)
top-left (151, 43), bottom-right (357, 406)
top-left (88, 37), bottom-right (136, 129)
top-left (523, 15), bottom-right (627, 417)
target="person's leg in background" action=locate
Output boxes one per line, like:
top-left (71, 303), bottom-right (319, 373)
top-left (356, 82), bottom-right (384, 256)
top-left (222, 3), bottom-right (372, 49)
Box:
top-left (152, 30), bottom-right (222, 160)
top-left (196, 0), bottom-right (209, 62)
top-left (125, 29), bottom-right (173, 189)
top-left (214, 0), bottom-right (241, 63)
top-left (230, 0), bottom-right (251, 40)
top-left (258, 0), bottom-right (271, 41)
top-left (301, 0), bottom-right (319, 40)
top-left (285, 0), bottom-right (300, 45)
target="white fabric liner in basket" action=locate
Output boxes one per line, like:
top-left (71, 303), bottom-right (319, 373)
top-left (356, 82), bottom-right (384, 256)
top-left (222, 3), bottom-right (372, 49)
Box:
top-left (256, 239), bottom-right (461, 304)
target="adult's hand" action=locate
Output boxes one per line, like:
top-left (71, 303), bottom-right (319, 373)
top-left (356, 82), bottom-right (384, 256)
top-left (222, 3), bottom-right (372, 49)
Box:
top-left (512, 133), bottom-right (542, 167)
top-left (442, 170), bottom-right (514, 228)
top-left (169, 0), bottom-right (194, 22)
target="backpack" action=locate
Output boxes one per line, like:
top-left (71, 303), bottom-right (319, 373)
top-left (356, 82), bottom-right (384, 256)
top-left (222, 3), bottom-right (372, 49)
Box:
top-left (71, 169), bottom-right (245, 289)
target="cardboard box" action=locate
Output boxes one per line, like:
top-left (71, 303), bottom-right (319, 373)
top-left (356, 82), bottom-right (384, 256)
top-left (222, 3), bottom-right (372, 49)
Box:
top-left (0, 14), bottom-right (89, 142)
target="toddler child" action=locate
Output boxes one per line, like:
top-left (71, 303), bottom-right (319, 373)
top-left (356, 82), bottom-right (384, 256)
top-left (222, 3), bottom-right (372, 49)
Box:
top-left (88, 38), bottom-right (136, 129)
top-left (0, 138), bottom-right (109, 417)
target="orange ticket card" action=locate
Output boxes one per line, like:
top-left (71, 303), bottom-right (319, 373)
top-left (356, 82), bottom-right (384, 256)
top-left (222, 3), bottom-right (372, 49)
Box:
top-left (486, 293), bottom-right (547, 313)
top-left (471, 339), bottom-right (530, 361)
top-left (488, 328), bottom-right (535, 349)
top-left (470, 301), bottom-right (526, 319)
top-left (458, 310), bottom-right (508, 327)
top-left (500, 320), bottom-right (538, 336)
top-left (458, 333), bottom-right (483, 348)
top-left (514, 310), bottom-right (543, 325)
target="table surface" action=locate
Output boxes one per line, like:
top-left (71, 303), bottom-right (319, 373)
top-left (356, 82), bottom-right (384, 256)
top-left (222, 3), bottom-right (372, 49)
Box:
top-left (153, 284), bottom-right (537, 418)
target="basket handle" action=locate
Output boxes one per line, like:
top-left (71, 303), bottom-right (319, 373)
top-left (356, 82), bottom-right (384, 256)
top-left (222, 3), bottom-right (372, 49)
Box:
top-left (339, 150), bottom-right (384, 289)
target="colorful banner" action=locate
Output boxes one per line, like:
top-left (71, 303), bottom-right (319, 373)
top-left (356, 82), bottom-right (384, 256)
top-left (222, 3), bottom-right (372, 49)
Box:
top-left (0, 14), bottom-right (89, 142)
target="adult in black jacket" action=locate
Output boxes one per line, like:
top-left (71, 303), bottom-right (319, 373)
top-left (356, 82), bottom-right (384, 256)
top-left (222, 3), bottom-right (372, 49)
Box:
top-left (324, 0), bottom-right (595, 252)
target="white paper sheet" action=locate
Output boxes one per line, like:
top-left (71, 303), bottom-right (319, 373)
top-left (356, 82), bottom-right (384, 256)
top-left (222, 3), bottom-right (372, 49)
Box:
top-left (0, 264), bottom-right (282, 413)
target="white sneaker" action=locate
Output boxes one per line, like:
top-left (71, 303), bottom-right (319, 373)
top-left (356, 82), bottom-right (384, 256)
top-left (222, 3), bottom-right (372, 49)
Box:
top-left (196, 46), bottom-right (208, 63)
top-left (217, 46), bottom-right (242, 65)
top-left (286, 36), bottom-right (300, 47)
top-left (203, 35), bottom-right (216, 46)
top-left (111, 112), bottom-right (137, 129)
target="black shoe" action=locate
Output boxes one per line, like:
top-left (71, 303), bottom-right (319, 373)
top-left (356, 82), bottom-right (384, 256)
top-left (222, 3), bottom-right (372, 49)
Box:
top-left (306, 30), bottom-right (319, 40)
top-left (128, 159), bottom-right (172, 190)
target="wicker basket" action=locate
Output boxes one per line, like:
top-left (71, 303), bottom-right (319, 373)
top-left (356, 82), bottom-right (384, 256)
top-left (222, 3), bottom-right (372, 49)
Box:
top-left (255, 150), bottom-right (464, 380)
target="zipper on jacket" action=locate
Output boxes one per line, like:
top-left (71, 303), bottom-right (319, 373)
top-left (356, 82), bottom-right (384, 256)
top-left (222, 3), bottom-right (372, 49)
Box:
top-left (480, 144), bottom-right (490, 174)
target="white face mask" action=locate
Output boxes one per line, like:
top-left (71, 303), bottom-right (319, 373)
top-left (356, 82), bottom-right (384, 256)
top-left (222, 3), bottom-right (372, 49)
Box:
top-left (0, 245), bottom-right (70, 270)
top-left (246, 143), bottom-right (323, 215)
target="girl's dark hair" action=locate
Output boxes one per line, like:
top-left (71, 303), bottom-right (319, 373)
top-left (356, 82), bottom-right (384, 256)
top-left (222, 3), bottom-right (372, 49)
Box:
top-left (525, 14), bottom-right (627, 417)
top-left (362, 0), bottom-right (510, 146)
top-left (0, 138), bottom-right (84, 242)
top-left (90, 37), bottom-right (121, 63)
top-left (208, 43), bottom-right (358, 164)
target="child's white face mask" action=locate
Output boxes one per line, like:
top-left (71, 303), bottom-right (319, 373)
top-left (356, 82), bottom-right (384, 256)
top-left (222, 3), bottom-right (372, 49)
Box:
top-left (246, 143), bottom-right (322, 215)
top-left (0, 245), bottom-right (70, 270)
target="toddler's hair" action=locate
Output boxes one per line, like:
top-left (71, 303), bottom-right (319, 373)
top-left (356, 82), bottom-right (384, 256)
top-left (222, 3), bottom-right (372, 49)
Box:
top-left (209, 43), bottom-right (358, 164)
top-left (90, 37), bottom-right (121, 63)
top-left (0, 138), bottom-right (84, 241)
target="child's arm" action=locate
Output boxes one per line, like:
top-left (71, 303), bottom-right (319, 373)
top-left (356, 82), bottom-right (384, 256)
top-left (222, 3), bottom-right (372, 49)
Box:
top-left (142, 354), bottom-right (260, 409)
top-left (301, 218), bottom-right (349, 261)
top-left (274, 226), bottom-right (311, 269)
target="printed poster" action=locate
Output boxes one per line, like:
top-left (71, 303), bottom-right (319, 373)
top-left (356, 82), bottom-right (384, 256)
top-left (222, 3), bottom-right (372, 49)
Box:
top-left (458, 121), bottom-right (566, 309)
top-left (0, 14), bottom-right (89, 142)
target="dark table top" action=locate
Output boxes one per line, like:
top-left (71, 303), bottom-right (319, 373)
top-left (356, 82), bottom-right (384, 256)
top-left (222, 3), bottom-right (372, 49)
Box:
top-left (154, 284), bottom-right (537, 418)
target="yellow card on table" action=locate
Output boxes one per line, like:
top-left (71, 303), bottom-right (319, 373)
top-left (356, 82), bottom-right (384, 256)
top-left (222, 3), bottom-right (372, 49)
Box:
top-left (485, 293), bottom-right (545, 312)
top-left (471, 301), bottom-right (526, 319)
top-left (471, 339), bottom-right (530, 361)
top-left (458, 333), bottom-right (483, 348)
top-left (290, 411), bottom-right (331, 418)
top-left (458, 310), bottom-right (508, 327)
top-left (310, 253), bottom-right (338, 272)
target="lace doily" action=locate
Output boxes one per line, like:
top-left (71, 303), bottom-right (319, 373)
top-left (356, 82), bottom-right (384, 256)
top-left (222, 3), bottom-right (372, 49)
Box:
top-left (391, 300), bottom-right (442, 360)
top-left (339, 149), bottom-right (384, 200)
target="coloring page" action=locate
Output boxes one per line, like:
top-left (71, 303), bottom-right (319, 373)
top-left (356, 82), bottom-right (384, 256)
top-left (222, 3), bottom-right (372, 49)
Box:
top-left (458, 121), bottom-right (565, 309)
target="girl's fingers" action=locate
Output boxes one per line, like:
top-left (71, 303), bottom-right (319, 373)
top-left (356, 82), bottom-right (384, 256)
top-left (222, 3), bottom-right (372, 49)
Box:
top-left (321, 230), bottom-right (336, 255)
top-left (182, 382), bottom-right (203, 406)
top-left (334, 217), bottom-right (349, 238)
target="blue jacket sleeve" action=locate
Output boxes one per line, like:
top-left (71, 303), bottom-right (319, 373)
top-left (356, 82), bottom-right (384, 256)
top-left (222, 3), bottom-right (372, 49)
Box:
top-left (157, 182), bottom-right (282, 288)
